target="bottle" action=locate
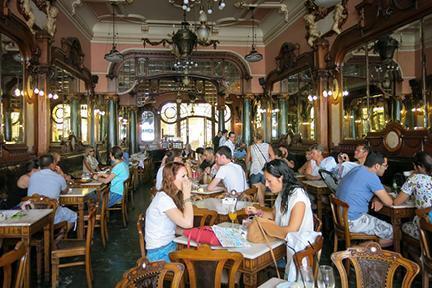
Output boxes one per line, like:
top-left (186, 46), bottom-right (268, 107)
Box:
top-left (392, 179), bottom-right (398, 192)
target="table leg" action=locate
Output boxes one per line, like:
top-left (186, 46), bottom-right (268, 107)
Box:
top-left (78, 203), bottom-right (84, 239)
top-left (242, 272), bottom-right (258, 288)
top-left (23, 235), bottom-right (31, 288)
top-left (43, 222), bottom-right (52, 282)
top-left (392, 215), bottom-right (401, 252)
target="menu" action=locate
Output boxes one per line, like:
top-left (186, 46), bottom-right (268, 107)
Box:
top-left (212, 225), bottom-right (249, 248)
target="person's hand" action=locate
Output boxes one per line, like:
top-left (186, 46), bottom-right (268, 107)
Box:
top-left (204, 167), bottom-right (211, 174)
top-left (371, 198), bottom-right (384, 211)
top-left (245, 206), bottom-right (258, 215)
top-left (182, 178), bottom-right (192, 199)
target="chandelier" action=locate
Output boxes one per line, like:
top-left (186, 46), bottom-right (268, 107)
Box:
top-left (244, 8), bottom-right (263, 62)
top-left (104, 4), bottom-right (123, 63)
top-left (169, 0), bottom-right (226, 14)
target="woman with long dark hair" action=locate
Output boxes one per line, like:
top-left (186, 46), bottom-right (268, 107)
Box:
top-left (394, 151), bottom-right (432, 239)
top-left (246, 159), bottom-right (314, 239)
top-left (145, 162), bottom-right (193, 262)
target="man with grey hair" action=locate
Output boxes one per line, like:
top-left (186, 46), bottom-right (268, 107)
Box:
top-left (305, 144), bottom-right (337, 180)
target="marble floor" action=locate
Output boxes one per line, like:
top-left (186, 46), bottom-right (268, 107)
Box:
top-left (40, 182), bottom-right (423, 288)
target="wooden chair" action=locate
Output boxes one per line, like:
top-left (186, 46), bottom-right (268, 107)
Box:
top-left (193, 206), bottom-right (217, 227)
top-left (293, 235), bottom-right (324, 280)
top-left (239, 186), bottom-right (258, 202)
top-left (416, 206), bottom-right (432, 288)
top-left (0, 241), bottom-right (27, 288)
top-left (84, 186), bottom-right (109, 247)
top-left (170, 245), bottom-right (243, 288)
top-left (128, 167), bottom-right (137, 207)
top-left (137, 213), bottom-right (146, 257)
top-left (331, 241), bottom-right (420, 288)
top-left (22, 194), bottom-right (68, 283)
top-left (329, 194), bottom-right (379, 252)
top-left (107, 180), bottom-right (129, 227)
top-left (313, 213), bottom-right (322, 232)
top-left (51, 205), bottom-right (97, 288)
top-left (115, 257), bottom-right (184, 288)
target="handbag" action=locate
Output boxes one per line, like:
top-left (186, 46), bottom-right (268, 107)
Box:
top-left (183, 226), bottom-right (221, 248)
top-left (247, 216), bottom-right (284, 278)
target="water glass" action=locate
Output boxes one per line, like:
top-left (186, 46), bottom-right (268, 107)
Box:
top-left (317, 265), bottom-right (335, 288)
top-left (297, 266), bottom-right (314, 288)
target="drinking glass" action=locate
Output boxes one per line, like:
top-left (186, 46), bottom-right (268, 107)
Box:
top-left (317, 265), bottom-right (335, 288)
top-left (297, 266), bottom-right (314, 288)
top-left (228, 205), bottom-right (237, 227)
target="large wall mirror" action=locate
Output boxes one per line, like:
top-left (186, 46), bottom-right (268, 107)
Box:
top-left (281, 68), bottom-right (316, 141)
top-left (341, 14), bottom-right (432, 139)
top-left (0, 34), bottom-right (25, 144)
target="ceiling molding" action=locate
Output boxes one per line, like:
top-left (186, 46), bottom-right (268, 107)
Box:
top-left (57, 0), bottom-right (94, 41)
top-left (263, 2), bottom-right (306, 45)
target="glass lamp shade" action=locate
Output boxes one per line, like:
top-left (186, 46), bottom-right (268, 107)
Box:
top-left (244, 47), bottom-right (263, 62)
top-left (104, 47), bottom-right (124, 63)
top-left (197, 24), bottom-right (210, 42)
top-left (172, 22), bottom-right (198, 58)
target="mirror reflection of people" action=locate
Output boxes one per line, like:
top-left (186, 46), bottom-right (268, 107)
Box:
top-left (16, 159), bottom-right (39, 199)
top-left (83, 147), bottom-right (100, 174)
top-left (145, 162), bottom-right (193, 262)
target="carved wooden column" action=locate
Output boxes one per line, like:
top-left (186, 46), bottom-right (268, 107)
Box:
top-left (278, 93), bottom-right (288, 136)
top-left (70, 95), bottom-right (81, 140)
top-left (105, 94), bottom-right (119, 153)
top-left (315, 39), bottom-right (330, 150)
top-left (242, 93), bottom-right (253, 145)
top-left (88, 98), bottom-right (95, 146)
top-left (128, 106), bottom-right (138, 154)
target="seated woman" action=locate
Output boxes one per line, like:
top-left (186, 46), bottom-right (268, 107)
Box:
top-left (145, 162), bottom-right (193, 262)
top-left (394, 151), bottom-right (432, 239)
top-left (246, 159), bottom-right (314, 239)
top-left (181, 143), bottom-right (194, 159)
top-left (16, 159), bottom-right (39, 199)
top-left (297, 149), bottom-right (316, 175)
top-left (94, 146), bottom-right (129, 207)
top-left (83, 147), bottom-right (100, 174)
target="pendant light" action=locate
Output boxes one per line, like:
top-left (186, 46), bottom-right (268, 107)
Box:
top-left (104, 4), bottom-right (123, 63)
top-left (244, 7), bottom-right (263, 63)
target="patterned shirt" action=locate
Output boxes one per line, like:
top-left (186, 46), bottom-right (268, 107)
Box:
top-left (401, 173), bottom-right (432, 208)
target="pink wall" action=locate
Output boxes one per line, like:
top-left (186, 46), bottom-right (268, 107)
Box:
top-left (54, 11), bottom-right (92, 68)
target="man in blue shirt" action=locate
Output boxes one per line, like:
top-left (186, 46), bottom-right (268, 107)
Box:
top-left (336, 152), bottom-right (394, 247)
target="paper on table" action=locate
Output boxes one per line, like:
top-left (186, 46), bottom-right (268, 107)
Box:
top-left (0, 210), bottom-right (20, 221)
top-left (212, 225), bottom-right (249, 248)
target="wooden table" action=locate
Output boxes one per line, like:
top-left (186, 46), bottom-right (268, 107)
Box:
top-left (191, 185), bottom-right (225, 200)
top-left (301, 180), bottom-right (331, 220)
top-left (59, 187), bottom-right (97, 239)
top-left (375, 202), bottom-right (416, 253)
top-left (0, 209), bottom-right (53, 288)
top-left (174, 234), bottom-right (286, 288)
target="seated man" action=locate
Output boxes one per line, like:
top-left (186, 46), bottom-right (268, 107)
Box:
top-left (208, 146), bottom-right (249, 194)
top-left (95, 146), bottom-right (129, 207)
top-left (305, 144), bottom-right (337, 180)
top-left (338, 144), bottom-right (371, 178)
top-left (28, 154), bottom-right (77, 230)
top-left (199, 147), bottom-right (215, 172)
top-left (336, 152), bottom-right (394, 247)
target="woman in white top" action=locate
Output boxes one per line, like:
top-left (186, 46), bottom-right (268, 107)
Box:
top-left (246, 159), bottom-right (314, 239)
top-left (245, 133), bottom-right (275, 185)
top-left (83, 147), bottom-right (99, 174)
top-left (145, 162), bottom-right (193, 262)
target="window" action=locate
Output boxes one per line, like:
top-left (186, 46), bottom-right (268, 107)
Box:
top-left (51, 104), bottom-right (71, 142)
top-left (80, 104), bottom-right (88, 143)
top-left (141, 111), bottom-right (155, 142)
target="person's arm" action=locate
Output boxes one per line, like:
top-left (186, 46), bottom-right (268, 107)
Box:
top-left (298, 161), bottom-right (309, 175)
top-left (268, 145), bottom-right (275, 161)
top-left (96, 172), bottom-right (116, 184)
top-left (393, 191), bottom-right (410, 206)
top-left (17, 175), bottom-right (29, 189)
top-left (374, 189), bottom-right (394, 207)
top-left (165, 179), bottom-right (193, 228)
top-left (207, 177), bottom-right (222, 191)
top-left (60, 177), bottom-right (69, 195)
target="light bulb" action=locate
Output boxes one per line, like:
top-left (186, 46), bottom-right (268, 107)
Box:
top-left (186, 7), bottom-right (191, 12)
top-left (20, 90), bottom-right (24, 96)
top-left (323, 90), bottom-right (328, 97)
top-left (38, 90), bottom-right (44, 96)
top-left (328, 90), bottom-right (333, 96)
top-left (207, 8), bottom-right (213, 14)
top-left (184, 0), bottom-right (188, 4)
top-left (53, 94), bottom-right (59, 100)
top-left (308, 95), bottom-right (313, 102)
top-left (219, 1), bottom-right (225, 9)
top-left (34, 88), bottom-right (39, 94)
top-left (14, 88), bottom-right (21, 97)
top-left (48, 93), bottom-right (53, 99)
top-left (313, 95), bottom-right (318, 101)
top-left (343, 90), bottom-right (349, 96)
top-left (182, 4), bottom-right (187, 10)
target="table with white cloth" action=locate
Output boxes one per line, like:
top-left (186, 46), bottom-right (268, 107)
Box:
top-left (174, 229), bottom-right (286, 288)
top-left (191, 184), bottom-right (226, 200)
top-left (194, 198), bottom-right (253, 223)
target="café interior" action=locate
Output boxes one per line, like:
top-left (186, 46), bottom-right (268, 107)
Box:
top-left (1, 0), bottom-right (432, 287)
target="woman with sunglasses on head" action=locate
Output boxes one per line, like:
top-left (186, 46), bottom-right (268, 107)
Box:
top-left (83, 146), bottom-right (100, 174)
top-left (246, 159), bottom-right (314, 239)
top-left (145, 162), bottom-right (193, 262)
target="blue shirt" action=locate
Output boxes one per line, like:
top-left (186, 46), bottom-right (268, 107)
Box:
top-left (336, 166), bottom-right (384, 220)
top-left (110, 162), bottom-right (129, 195)
top-left (28, 169), bottom-right (67, 200)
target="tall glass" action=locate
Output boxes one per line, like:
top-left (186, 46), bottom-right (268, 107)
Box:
top-left (228, 205), bottom-right (237, 227)
top-left (297, 266), bottom-right (314, 288)
top-left (317, 265), bottom-right (335, 288)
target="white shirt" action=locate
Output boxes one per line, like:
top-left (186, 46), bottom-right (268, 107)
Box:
top-left (250, 143), bottom-right (270, 175)
top-left (339, 161), bottom-right (360, 178)
top-left (219, 136), bottom-right (227, 147)
top-left (155, 165), bottom-right (164, 190)
top-left (215, 162), bottom-right (248, 193)
top-left (311, 157), bottom-right (337, 176)
top-left (145, 191), bottom-right (177, 249)
top-left (274, 187), bottom-right (314, 232)
top-left (223, 140), bottom-right (235, 157)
